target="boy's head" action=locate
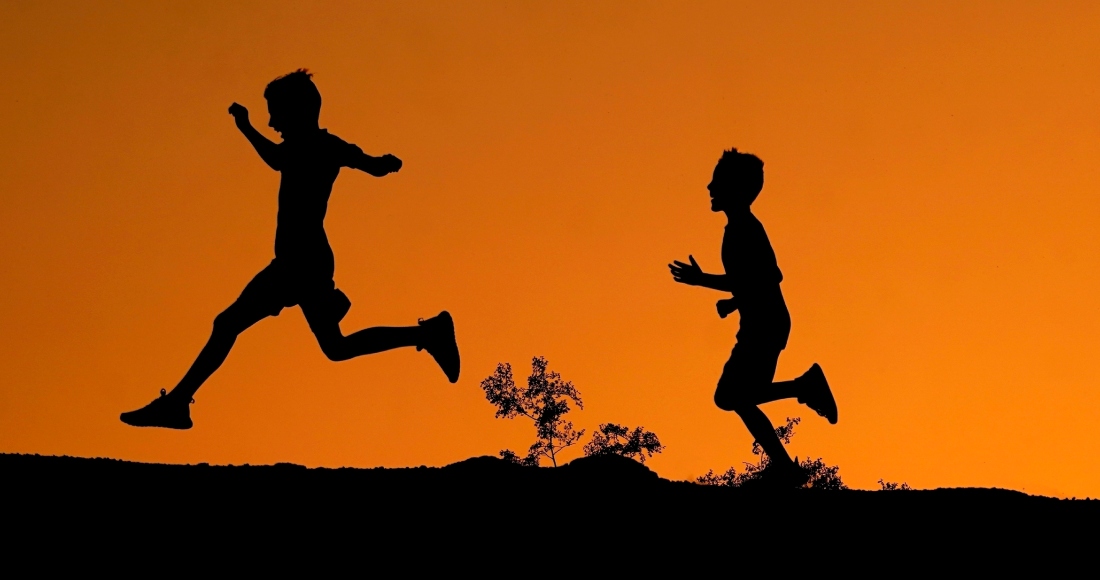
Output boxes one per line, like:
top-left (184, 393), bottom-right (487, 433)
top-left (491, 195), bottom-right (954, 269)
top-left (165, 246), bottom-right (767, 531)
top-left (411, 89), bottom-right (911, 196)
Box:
top-left (264, 69), bottom-right (322, 136)
top-left (708, 148), bottom-right (764, 212)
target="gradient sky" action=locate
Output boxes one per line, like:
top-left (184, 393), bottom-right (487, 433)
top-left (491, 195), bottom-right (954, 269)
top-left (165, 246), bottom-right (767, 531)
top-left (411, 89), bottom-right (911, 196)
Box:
top-left (3, 1), bottom-right (1100, 497)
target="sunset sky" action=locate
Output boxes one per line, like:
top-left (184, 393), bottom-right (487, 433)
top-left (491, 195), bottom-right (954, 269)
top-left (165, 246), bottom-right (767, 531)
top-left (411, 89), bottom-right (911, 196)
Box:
top-left (3, 1), bottom-right (1100, 497)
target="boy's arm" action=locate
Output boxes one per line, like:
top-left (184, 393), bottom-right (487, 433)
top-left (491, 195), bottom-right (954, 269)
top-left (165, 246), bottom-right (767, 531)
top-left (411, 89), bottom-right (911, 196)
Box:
top-left (347, 150), bottom-right (402, 177)
top-left (716, 297), bottom-right (738, 318)
top-left (668, 255), bottom-right (733, 292)
top-left (228, 103), bottom-right (281, 170)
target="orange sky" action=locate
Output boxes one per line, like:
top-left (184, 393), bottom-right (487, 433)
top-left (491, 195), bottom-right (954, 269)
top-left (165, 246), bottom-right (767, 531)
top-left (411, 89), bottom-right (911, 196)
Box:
top-left (3, 1), bottom-right (1100, 497)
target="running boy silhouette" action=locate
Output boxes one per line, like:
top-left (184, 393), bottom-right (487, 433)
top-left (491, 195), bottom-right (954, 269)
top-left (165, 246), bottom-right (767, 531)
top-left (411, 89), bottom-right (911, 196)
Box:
top-left (122, 70), bottom-right (460, 429)
top-left (669, 148), bottom-right (837, 487)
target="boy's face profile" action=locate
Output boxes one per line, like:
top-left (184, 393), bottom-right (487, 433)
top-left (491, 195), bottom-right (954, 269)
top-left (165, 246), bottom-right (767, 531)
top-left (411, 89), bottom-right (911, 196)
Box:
top-left (266, 98), bottom-right (316, 139)
top-left (266, 99), bottom-right (293, 137)
top-left (707, 165), bottom-right (738, 213)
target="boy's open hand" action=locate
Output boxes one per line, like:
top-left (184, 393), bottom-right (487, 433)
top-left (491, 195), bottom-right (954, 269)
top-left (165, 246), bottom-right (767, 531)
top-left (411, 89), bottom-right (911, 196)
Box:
top-left (669, 255), bottom-right (705, 286)
top-left (228, 102), bottom-right (249, 125)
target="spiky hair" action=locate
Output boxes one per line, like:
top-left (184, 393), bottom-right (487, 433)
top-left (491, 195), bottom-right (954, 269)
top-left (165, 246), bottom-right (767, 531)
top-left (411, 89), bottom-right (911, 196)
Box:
top-left (716, 148), bottom-right (765, 204)
top-left (264, 69), bottom-right (322, 122)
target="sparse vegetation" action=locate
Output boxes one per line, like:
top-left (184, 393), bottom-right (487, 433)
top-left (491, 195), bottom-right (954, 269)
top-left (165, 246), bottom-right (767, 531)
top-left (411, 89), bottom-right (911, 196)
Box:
top-left (481, 357), bottom-right (666, 467)
top-left (878, 479), bottom-right (912, 491)
top-left (481, 356), bottom-right (585, 467)
top-left (582, 423), bottom-right (664, 464)
top-left (696, 416), bottom-right (847, 490)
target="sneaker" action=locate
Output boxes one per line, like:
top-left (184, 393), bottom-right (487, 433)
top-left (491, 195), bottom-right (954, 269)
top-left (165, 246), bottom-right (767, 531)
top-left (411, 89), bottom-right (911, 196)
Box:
top-left (796, 363), bottom-right (838, 424)
top-left (120, 389), bottom-right (193, 429)
top-left (418, 311), bottom-right (460, 383)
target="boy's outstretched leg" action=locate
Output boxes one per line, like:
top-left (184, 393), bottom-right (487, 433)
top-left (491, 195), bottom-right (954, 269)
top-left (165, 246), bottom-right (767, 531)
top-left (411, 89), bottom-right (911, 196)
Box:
top-left (120, 301), bottom-right (270, 429)
top-left (306, 306), bottom-right (460, 383)
top-left (741, 363), bottom-right (838, 424)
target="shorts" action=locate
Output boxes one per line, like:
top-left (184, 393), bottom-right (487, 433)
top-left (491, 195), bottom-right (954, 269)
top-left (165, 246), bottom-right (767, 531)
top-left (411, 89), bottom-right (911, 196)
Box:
top-left (234, 259), bottom-right (351, 323)
top-left (714, 342), bottom-right (782, 411)
top-left (736, 293), bottom-right (792, 351)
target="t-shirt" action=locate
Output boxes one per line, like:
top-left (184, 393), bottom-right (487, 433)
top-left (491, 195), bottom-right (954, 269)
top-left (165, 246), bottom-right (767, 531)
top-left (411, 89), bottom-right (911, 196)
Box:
top-left (272, 130), bottom-right (364, 274)
top-left (721, 210), bottom-right (791, 348)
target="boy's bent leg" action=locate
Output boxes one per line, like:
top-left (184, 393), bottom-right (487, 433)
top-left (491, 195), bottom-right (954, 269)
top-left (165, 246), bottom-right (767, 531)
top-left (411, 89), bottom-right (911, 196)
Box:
top-left (311, 322), bottom-right (420, 361)
top-left (304, 304), bottom-right (460, 383)
top-left (745, 365), bottom-right (838, 424)
top-left (714, 345), bottom-right (796, 467)
top-left (735, 356), bottom-right (838, 424)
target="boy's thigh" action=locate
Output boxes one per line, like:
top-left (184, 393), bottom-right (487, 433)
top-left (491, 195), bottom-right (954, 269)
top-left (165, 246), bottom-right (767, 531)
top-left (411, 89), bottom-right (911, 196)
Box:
top-left (714, 344), bottom-right (782, 409)
top-left (222, 262), bottom-right (294, 326)
top-left (300, 287), bottom-right (352, 336)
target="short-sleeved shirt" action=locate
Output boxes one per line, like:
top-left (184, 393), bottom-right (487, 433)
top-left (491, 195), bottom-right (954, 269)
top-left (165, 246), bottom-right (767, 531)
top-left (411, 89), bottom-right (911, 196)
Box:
top-left (273, 129), bottom-right (364, 277)
top-left (721, 210), bottom-right (791, 349)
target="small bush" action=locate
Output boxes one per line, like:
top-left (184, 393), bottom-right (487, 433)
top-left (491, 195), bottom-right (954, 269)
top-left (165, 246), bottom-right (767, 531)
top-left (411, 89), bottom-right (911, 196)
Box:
top-left (582, 423), bottom-right (665, 464)
top-left (498, 449), bottom-right (538, 467)
top-left (696, 467), bottom-right (739, 487)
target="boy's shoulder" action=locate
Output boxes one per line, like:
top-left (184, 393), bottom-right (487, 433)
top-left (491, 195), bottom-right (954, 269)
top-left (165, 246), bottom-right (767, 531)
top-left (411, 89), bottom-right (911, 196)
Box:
top-left (725, 210), bottom-right (767, 232)
top-left (283, 130), bottom-right (361, 163)
top-left (318, 128), bottom-right (344, 141)
top-left (723, 211), bottom-right (773, 248)
top-left (321, 129), bottom-right (362, 153)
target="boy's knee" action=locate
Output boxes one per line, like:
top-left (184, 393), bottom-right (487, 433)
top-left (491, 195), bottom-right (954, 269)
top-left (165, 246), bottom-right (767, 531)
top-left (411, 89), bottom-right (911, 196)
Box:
top-left (714, 385), bottom-right (753, 414)
top-left (317, 336), bottom-right (350, 362)
top-left (714, 390), bottom-right (741, 413)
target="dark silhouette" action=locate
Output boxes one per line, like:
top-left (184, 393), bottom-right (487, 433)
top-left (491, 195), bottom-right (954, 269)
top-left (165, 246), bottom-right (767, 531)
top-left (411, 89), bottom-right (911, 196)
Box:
top-left (121, 70), bottom-right (460, 430)
top-left (480, 356), bottom-right (585, 467)
top-left (670, 148), bottom-right (838, 488)
top-left (7, 452), bottom-right (1098, 562)
top-left (582, 423), bottom-right (664, 464)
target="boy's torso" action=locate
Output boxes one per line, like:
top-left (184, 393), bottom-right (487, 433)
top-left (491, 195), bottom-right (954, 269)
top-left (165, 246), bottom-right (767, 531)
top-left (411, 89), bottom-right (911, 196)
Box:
top-left (721, 211), bottom-right (784, 295)
top-left (273, 130), bottom-right (361, 264)
top-left (722, 211), bottom-right (790, 347)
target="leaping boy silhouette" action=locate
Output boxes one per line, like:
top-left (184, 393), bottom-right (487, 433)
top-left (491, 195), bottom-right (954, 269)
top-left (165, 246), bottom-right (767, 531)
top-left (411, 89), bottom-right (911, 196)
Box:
top-left (669, 149), bottom-right (837, 487)
top-left (122, 70), bottom-right (460, 429)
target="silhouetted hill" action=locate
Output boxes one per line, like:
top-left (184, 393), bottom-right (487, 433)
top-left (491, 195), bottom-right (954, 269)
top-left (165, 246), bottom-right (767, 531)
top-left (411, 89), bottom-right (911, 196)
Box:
top-left (4, 453), bottom-right (1092, 563)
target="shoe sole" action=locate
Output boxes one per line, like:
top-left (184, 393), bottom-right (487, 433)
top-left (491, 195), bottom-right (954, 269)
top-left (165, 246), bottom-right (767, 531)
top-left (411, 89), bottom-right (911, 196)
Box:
top-left (120, 415), bottom-right (193, 430)
top-left (810, 364), bottom-right (838, 424)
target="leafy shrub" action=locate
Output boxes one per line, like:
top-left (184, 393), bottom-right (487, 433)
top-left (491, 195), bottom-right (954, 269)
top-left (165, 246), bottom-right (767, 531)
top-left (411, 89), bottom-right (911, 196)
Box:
top-left (498, 449), bottom-right (538, 467)
top-left (582, 423), bottom-right (664, 464)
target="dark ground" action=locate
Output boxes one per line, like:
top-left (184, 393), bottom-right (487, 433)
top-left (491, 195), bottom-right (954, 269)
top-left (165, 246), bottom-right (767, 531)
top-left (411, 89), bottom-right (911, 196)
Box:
top-left (4, 453), bottom-right (1094, 566)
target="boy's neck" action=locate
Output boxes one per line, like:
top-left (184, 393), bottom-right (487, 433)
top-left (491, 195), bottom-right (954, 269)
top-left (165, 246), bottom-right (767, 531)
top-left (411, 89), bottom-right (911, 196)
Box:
top-left (724, 206), bottom-right (753, 220)
top-left (282, 125), bottom-right (323, 141)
